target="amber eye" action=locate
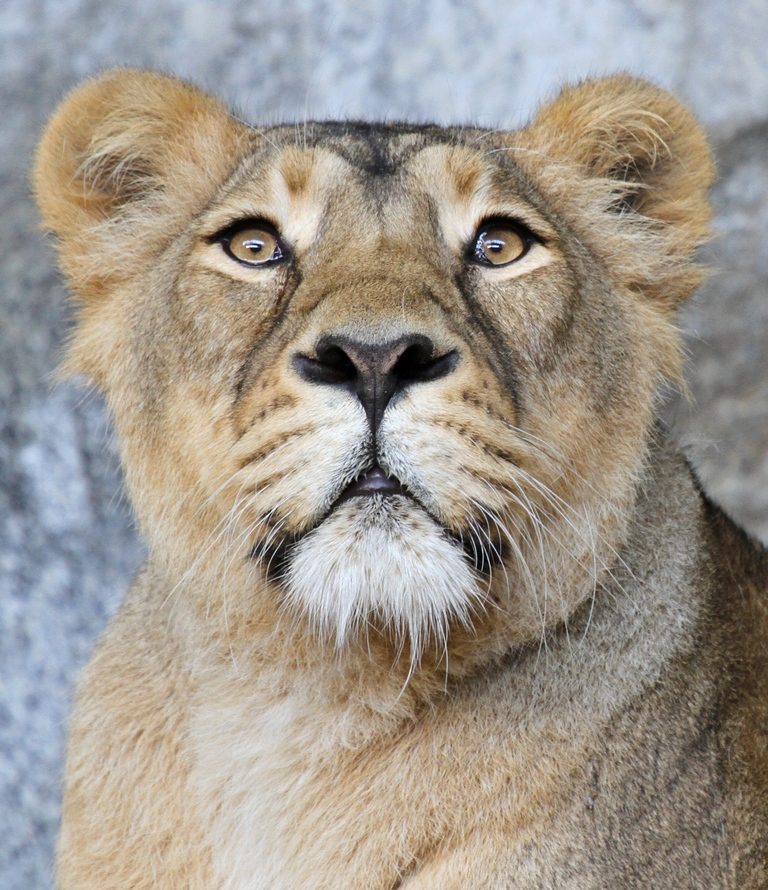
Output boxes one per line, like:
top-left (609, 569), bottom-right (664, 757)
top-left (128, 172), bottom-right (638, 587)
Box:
top-left (472, 221), bottom-right (530, 266)
top-left (220, 222), bottom-right (285, 267)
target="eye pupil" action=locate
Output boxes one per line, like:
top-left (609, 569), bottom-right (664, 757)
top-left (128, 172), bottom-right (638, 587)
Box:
top-left (243, 238), bottom-right (266, 254)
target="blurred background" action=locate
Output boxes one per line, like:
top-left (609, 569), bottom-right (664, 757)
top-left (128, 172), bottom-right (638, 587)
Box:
top-left (2, 1), bottom-right (767, 885)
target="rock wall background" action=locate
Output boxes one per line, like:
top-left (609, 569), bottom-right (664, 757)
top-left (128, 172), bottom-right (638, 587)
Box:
top-left (1, 1), bottom-right (767, 885)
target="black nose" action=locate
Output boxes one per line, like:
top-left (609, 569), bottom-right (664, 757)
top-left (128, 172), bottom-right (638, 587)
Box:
top-left (293, 334), bottom-right (458, 434)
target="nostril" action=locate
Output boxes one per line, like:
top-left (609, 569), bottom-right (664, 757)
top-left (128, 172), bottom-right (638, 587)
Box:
top-left (393, 344), bottom-right (459, 385)
top-left (293, 345), bottom-right (357, 386)
top-left (316, 344), bottom-right (358, 381)
top-left (392, 342), bottom-right (433, 383)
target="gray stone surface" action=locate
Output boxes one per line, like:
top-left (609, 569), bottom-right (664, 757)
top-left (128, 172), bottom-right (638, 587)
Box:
top-left (1, 2), bottom-right (766, 886)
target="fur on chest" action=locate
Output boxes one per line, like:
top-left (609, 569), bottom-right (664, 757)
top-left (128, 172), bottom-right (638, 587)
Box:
top-left (187, 672), bottom-right (586, 889)
top-left (185, 566), bottom-right (700, 890)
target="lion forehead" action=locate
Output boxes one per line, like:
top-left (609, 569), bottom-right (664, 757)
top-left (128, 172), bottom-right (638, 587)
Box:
top-left (198, 129), bottom-right (551, 258)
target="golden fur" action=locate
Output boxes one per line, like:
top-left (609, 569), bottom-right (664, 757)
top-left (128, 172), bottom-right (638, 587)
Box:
top-left (34, 69), bottom-right (768, 888)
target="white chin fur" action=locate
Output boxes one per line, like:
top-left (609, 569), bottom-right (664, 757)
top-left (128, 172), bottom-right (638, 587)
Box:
top-left (283, 496), bottom-right (481, 658)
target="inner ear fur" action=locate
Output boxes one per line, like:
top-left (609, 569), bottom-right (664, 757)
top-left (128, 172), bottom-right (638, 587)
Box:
top-left (33, 68), bottom-right (251, 301)
top-left (518, 74), bottom-right (716, 308)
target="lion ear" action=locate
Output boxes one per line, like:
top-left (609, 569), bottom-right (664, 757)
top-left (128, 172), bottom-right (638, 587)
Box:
top-left (33, 68), bottom-right (251, 301)
top-left (518, 75), bottom-right (715, 307)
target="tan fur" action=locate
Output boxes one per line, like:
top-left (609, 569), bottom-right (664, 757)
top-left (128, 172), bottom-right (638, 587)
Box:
top-left (34, 69), bottom-right (768, 888)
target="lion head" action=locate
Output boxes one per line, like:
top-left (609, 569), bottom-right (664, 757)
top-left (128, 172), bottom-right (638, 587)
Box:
top-left (34, 70), bottom-right (713, 670)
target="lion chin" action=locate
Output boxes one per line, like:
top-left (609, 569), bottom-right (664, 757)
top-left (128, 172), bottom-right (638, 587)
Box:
top-left (283, 494), bottom-right (480, 657)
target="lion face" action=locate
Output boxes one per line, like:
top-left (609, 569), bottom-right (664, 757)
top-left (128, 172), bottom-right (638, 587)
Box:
top-left (179, 137), bottom-right (578, 653)
top-left (34, 71), bottom-right (713, 664)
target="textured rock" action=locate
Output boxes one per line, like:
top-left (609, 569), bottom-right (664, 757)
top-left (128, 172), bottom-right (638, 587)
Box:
top-left (1, 2), bottom-right (767, 885)
top-left (669, 124), bottom-right (768, 542)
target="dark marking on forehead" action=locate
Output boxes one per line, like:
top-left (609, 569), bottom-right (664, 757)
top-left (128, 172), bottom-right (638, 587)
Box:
top-left (451, 159), bottom-right (482, 202)
top-left (280, 153), bottom-right (312, 197)
top-left (335, 124), bottom-right (401, 176)
top-left (271, 120), bottom-right (465, 178)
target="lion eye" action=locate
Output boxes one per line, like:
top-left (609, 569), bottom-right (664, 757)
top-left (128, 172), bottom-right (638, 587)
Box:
top-left (472, 221), bottom-right (530, 266)
top-left (220, 222), bottom-right (284, 267)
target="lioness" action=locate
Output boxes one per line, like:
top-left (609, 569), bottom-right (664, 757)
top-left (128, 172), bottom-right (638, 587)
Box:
top-left (34, 68), bottom-right (768, 889)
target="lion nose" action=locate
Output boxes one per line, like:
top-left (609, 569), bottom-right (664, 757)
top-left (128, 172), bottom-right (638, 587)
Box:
top-left (293, 334), bottom-right (458, 434)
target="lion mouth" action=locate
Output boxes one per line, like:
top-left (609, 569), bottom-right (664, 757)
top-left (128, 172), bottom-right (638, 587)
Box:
top-left (251, 465), bottom-right (411, 581)
top-left (335, 465), bottom-right (406, 504)
top-left (251, 463), bottom-right (504, 583)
